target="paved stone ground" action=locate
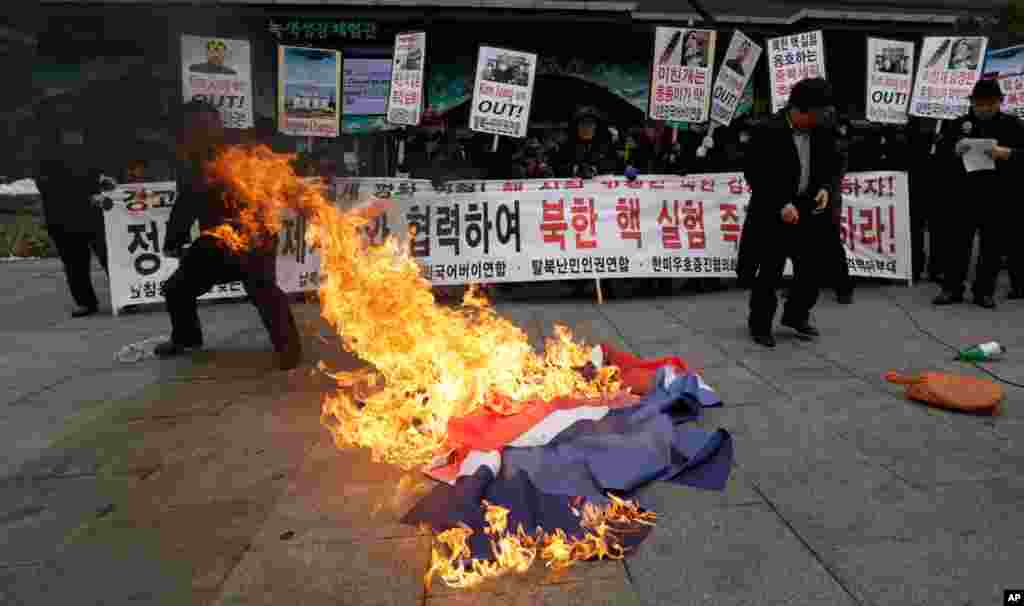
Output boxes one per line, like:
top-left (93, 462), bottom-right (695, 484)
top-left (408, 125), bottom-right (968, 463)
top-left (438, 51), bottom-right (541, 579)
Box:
top-left (1, 259), bottom-right (1021, 606)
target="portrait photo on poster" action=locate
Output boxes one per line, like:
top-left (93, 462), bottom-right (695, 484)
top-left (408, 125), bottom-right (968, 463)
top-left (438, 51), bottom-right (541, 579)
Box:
top-left (875, 46), bottom-right (910, 74)
top-left (188, 38), bottom-right (238, 75)
top-left (656, 28), bottom-right (712, 68)
top-left (948, 37), bottom-right (983, 70)
top-left (480, 49), bottom-right (532, 87)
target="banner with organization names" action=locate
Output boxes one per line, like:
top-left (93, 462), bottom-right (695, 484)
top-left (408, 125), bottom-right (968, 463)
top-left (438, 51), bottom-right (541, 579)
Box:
top-left (767, 30), bottom-right (826, 114)
top-left (182, 36), bottom-right (254, 129)
top-left (910, 36), bottom-right (989, 120)
top-left (339, 172), bottom-right (912, 285)
top-left (649, 27), bottom-right (716, 122)
top-left (101, 172), bottom-right (911, 314)
top-left (866, 38), bottom-right (915, 125)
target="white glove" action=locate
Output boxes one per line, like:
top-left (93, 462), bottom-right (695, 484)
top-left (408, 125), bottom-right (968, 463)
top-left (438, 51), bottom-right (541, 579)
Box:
top-left (955, 140), bottom-right (970, 156)
top-left (702, 135), bottom-right (715, 150)
top-left (90, 194), bottom-right (105, 208)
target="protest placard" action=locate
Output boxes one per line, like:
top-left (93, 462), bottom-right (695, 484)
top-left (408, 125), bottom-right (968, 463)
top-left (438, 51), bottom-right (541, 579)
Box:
top-left (181, 36), bottom-right (254, 129)
top-left (767, 31), bottom-right (826, 113)
top-left (910, 36), bottom-right (989, 119)
top-left (649, 27), bottom-right (716, 123)
top-left (710, 30), bottom-right (761, 126)
top-left (469, 46), bottom-right (538, 138)
top-left (386, 32), bottom-right (427, 126)
top-left (866, 38), bottom-right (915, 124)
top-left (278, 46), bottom-right (342, 137)
top-left (983, 44), bottom-right (1024, 119)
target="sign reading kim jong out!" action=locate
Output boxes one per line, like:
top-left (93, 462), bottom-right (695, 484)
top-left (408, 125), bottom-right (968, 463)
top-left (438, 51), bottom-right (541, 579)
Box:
top-left (469, 46), bottom-right (538, 138)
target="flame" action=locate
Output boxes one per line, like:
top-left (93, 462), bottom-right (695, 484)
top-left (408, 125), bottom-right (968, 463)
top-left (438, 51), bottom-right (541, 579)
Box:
top-left (424, 496), bottom-right (657, 590)
top-left (201, 145), bottom-right (645, 589)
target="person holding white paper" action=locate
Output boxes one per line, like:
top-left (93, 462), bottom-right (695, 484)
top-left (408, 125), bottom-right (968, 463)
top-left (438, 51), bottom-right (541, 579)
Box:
top-left (933, 79), bottom-right (1024, 308)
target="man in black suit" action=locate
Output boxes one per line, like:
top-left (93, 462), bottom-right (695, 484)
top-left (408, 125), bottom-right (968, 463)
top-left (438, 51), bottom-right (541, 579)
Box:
top-left (189, 39), bottom-right (237, 76)
top-left (738, 78), bottom-right (842, 348)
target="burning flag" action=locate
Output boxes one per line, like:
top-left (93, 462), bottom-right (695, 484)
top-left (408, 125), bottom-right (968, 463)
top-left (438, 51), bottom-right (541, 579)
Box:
top-left (199, 144), bottom-right (733, 590)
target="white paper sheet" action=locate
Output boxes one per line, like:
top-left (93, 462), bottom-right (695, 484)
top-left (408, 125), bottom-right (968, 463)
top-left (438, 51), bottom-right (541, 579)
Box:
top-left (962, 138), bottom-right (998, 173)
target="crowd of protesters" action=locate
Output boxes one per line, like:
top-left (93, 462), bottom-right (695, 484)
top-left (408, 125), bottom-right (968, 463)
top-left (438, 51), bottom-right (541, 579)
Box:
top-left (33, 77), bottom-right (1023, 327)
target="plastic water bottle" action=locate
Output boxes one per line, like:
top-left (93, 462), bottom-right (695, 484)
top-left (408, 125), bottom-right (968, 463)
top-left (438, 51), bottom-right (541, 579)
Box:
top-left (955, 341), bottom-right (1005, 362)
top-left (115, 335), bottom-right (169, 363)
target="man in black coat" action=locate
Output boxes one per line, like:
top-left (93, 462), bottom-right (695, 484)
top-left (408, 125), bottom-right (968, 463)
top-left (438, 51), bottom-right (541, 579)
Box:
top-left (932, 78), bottom-right (1024, 308)
top-left (737, 78), bottom-right (842, 348)
top-left (153, 100), bottom-right (302, 370)
top-left (35, 133), bottom-right (110, 318)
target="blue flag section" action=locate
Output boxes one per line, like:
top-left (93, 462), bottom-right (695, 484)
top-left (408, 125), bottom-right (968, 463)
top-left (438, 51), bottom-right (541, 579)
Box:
top-left (402, 367), bottom-right (734, 561)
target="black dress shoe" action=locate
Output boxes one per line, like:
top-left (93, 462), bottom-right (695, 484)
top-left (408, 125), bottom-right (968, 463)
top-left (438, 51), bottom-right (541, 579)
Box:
top-left (72, 306), bottom-right (98, 318)
top-left (153, 341), bottom-right (202, 358)
top-left (780, 320), bottom-right (820, 339)
top-left (974, 295), bottom-right (997, 309)
top-left (751, 333), bottom-right (776, 348)
top-left (932, 292), bottom-right (963, 305)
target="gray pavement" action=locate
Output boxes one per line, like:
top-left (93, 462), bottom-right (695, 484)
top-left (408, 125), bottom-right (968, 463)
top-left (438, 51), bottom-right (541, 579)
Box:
top-left (1, 259), bottom-right (1021, 606)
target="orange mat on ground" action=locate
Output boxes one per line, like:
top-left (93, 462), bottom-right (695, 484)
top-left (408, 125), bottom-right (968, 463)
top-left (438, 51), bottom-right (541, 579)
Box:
top-left (885, 371), bottom-right (1003, 414)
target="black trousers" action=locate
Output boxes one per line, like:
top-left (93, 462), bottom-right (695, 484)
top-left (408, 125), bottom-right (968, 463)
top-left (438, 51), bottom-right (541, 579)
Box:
top-left (748, 213), bottom-right (829, 335)
top-left (942, 179), bottom-right (1004, 298)
top-left (164, 235), bottom-right (300, 355)
top-left (48, 224), bottom-right (108, 310)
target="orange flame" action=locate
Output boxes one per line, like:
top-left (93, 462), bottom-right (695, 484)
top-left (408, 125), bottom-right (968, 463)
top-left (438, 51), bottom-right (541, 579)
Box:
top-left (424, 496), bottom-right (657, 589)
top-left (202, 145), bottom-right (644, 588)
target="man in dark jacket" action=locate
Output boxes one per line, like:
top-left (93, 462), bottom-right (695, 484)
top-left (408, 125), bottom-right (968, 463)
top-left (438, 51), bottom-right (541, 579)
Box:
top-left (554, 106), bottom-right (618, 179)
top-left (738, 78), bottom-right (842, 347)
top-left (154, 100), bottom-right (301, 370)
top-left (35, 133), bottom-right (109, 318)
top-left (933, 78), bottom-right (1024, 308)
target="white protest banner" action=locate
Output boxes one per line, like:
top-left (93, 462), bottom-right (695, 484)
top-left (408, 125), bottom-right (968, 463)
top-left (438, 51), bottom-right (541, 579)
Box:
top-left (469, 46), bottom-right (538, 138)
top-left (278, 46), bottom-right (342, 137)
top-left (101, 183), bottom-right (246, 315)
top-left (866, 38), bottom-right (915, 124)
top-left (767, 31), bottom-right (826, 113)
top-left (181, 36), bottom-right (254, 129)
top-left (983, 44), bottom-right (1024, 119)
top-left (649, 27), bottom-right (716, 123)
top-left (367, 172), bottom-right (910, 285)
top-left (386, 32), bottom-right (427, 126)
top-left (910, 36), bottom-right (989, 120)
top-left (710, 30), bottom-right (761, 126)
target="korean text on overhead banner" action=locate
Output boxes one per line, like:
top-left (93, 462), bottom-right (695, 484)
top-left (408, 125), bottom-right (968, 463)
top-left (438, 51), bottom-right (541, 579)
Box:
top-left (181, 35), bottom-right (254, 129)
top-left (983, 44), bottom-right (1024, 119)
top-left (649, 27), bottom-right (716, 123)
top-left (910, 36), bottom-right (989, 120)
top-left (387, 32), bottom-right (427, 126)
top-left (267, 19), bottom-right (379, 42)
top-left (469, 46), bottom-right (538, 138)
top-left (710, 30), bottom-right (762, 126)
top-left (101, 183), bottom-right (323, 315)
top-left (767, 31), bottom-right (826, 114)
top-left (340, 171), bottom-right (911, 285)
top-left (278, 46), bottom-right (342, 138)
top-left (866, 38), bottom-right (915, 124)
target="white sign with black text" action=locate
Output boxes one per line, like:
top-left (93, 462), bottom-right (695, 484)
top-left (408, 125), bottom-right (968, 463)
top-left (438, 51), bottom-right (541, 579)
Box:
top-left (469, 46), bottom-right (538, 138)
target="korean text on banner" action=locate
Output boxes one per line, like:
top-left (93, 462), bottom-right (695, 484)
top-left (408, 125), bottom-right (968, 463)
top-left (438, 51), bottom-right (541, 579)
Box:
top-left (469, 46), bottom-right (538, 138)
top-left (767, 31), bottom-right (826, 114)
top-left (181, 35), bottom-right (254, 129)
top-left (866, 38), bottom-right (915, 124)
top-left (650, 27), bottom-right (716, 123)
top-left (362, 172), bottom-right (910, 285)
top-left (710, 30), bottom-right (762, 126)
top-left (278, 45), bottom-right (342, 138)
top-left (983, 44), bottom-right (1024, 119)
top-left (387, 32), bottom-right (427, 126)
top-left (910, 36), bottom-right (989, 120)
top-left (101, 183), bottom-right (246, 314)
